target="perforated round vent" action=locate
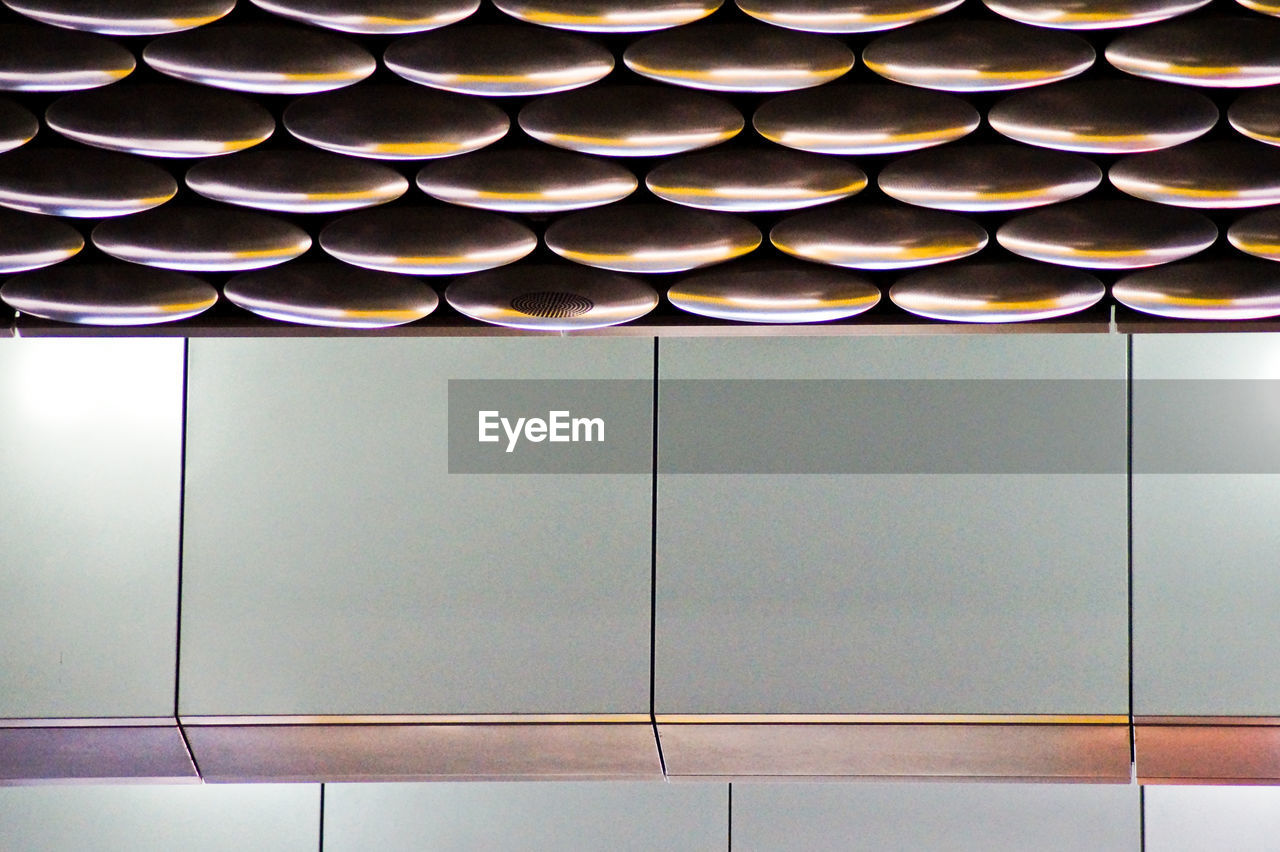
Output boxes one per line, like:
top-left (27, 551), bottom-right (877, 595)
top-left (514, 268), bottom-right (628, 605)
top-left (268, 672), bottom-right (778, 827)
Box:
top-left (510, 290), bottom-right (594, 318)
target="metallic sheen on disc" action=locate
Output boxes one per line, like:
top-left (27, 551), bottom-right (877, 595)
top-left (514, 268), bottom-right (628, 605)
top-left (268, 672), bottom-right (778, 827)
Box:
top-left (185, 149), bottom-right (409, 213)
top-left (982, 0), bottom-right (1209, 29)
top-left (1228, 208), bottom-right (1280, 262)
top-left (226, 262), bottom-right (440, 327)
top-left (320, 207), bottom-right (536, 275)
top-left (0, 149), bottom-right (177, 217)
top-left (771, 203), bottom-right (988, 270)
top-left (1, 263), bottom-right (217, 325)
top-left (1110, 141), bottom-right (1280, 208)
top-left (862, 21), bottom-right (1094, 91)
top-left (0, 99), bottom-right (37, 153)
top-left (46, 83), bottom-right (276, 158)
top-left (0, 208), bottom-right (83, 273)
top-left (384, 24), bottom-right (613, 96)
top-left (416, 148), bottom-right (637, 213)
top-left (446, 264), bottom-right (658, 331)
top-left (1114, 260), bottom-right (1280, 319)
top-left (143, 24), bottom-right (377, 94)
top-left (989, 79), bottom-right (1217, 154)
top-left (891, 262), bottom-right (1105, 322)
top-left (623, 24), bottom-right (854, 92)
top-left (1106, 19), bottom-right (1280, 87)
top-left (519, 85), bottom-right (743, 157)
top-left (1238, 0), bottom-right (1280, 14)
top-left (1, 0), bottom-right (235, 35)
top-left (247, 0), bottom-right (480, 33)
top-left (91, 207), bottom-right (311, 272)
top-left (0, 23), bottom-right (135, 91)
top-left (753, 84), bottom-right (978, 156)
top-left (997, 200), bottom-right (1217, 268)
top-left (284, 84), bottom-right (508, 160)
top-left (734, 0), bottom-right (963, 33)
top-left (1229, 90), bottom-right (1280, 146)
top-left (491, 0), bottom-right (721, 32)
top-left (544, 202), bottom-right (761, 273)
top-left (645, 149), bottom-right (865, 212)
top-left (878, 145), bottom-right (1101, 212)
top-left (669, 261), bottom-right (881, 323)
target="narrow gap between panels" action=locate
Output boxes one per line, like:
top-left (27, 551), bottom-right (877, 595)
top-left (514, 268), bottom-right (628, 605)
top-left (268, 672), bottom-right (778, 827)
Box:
top-left (175, 338), bottom-right (200, 780)
top-left (727, 783), bottom-right (733, 852)
top-left (1127, 334), bottom-right (1136, 768)
top-left (650, 337), bottom-right (667, 777)
top-left (318, 785), bottom-right (326, 852)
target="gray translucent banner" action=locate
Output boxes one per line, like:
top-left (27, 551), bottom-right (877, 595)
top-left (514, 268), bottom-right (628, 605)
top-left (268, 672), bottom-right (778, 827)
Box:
top-left (1133, 380), bottom-right (1280, 474)
top-left (450, 378), bottom-right (1280, 474)
top-left (659, 380), bottom-right (1127, 474)
top-left (448, 380), bottom-right (652, 474)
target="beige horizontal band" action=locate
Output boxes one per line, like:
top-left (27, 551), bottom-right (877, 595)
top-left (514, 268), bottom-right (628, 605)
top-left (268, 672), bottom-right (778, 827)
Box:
top-left (657, 714), bottom-right (1128, 725)
top-left (180, 714), bottom-right (651, 726)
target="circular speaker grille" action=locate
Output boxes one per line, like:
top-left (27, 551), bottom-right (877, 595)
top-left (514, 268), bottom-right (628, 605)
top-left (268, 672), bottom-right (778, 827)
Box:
top-left (510, 290), bottom-right (594, 318)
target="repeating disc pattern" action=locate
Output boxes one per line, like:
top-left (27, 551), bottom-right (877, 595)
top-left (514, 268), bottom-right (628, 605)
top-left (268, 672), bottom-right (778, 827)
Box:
top-left (0, 0), bottom-right (1277, 329)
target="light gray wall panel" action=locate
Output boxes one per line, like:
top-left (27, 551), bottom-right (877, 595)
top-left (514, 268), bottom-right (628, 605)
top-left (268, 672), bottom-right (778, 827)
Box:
top-left (180, 338), bottom-right (652, 716)
top-left (0, 784), bottom-right (319, 852)
top-left (0, 339), bottom-right (183, 719)
top-left (1133, 333), bottom-right (1280, 715)
top-left (323, 781), bottom-right (727, 852)
top-left (1145, 786), bottom-right (1280, 852)
top-left (733, 783), bottom-right (1140, 852)
top-left (656, 335), bottom-right (1128, 714)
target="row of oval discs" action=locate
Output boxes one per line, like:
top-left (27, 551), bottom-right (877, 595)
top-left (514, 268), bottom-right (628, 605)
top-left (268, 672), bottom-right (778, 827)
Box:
top-left (12, 13), bottom-right (1280, 97)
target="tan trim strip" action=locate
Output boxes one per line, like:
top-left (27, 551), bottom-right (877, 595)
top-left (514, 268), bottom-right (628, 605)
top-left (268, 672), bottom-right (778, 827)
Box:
top-left (1136, 716), bottom-right (1280, 726)
top-left (1137, 723), bottom-right (1280, 784)
top-left (0, 718), bottom-right (177, 729)
top-left (180, 714), bottom-right (650, 726)
top-left (656, 714), bottom-right (1128, 725)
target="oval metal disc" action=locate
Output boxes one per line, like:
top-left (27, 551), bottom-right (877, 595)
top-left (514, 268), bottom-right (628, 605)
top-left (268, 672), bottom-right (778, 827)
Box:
top-left (1, 263), bottom-right (217, 325)
top-left (1110, 140), bottom-right (1280, 208)
top-left (989, 79), bottom-right (1217, 154)
top-left (519, 85), bottom-right (743, 157)
top-left (284, 84), bottom-right (508, 160)
top-left (491, 0), bottom-right (722, 33)
top-left (982, 0), bottom-right (1209, 29)
top-left (862, 21), bottom-right (1094, 91)
top-left (623, 24), bottom-right (854, 92)
top-left (2, 0), bottom-right (235, 35)
top-left (734, 0), bottom-right (963, 33)
top-left (185, 149), bottom-right (409, 213)
top-left (1114, 260), bottom-right (1280, 320)
top-left (143, 24), bottom-right (376, 95)
top-left (669, 260), bottom-right (881, 323)
top-left (1228, 208), bottom-right (1280, 262)
top-left (998, 199), bottom-right (1216, 268)
top-left (92, 207), bottom-right (311, 272)
top-left (1106, 18), bottom-right (1280, 87)
top-left (545, 202), bottom-right (761, 273)
top-left (447, 263), bottom-right (658, 331)
top-left (879, 144), bottom-right (1101, 212)
top-left (46, 83), bottom-right (276, 158)
top-left (320, 207), bottom-right (536, 275)
top-left (247, 0), bottom-right (480, 34)
top-left (1229, 89), bottom-right (1280, 146)
top-left (0, 208), bottom-right (84, 273)
top-left (0, 23), bottom-right (135, 91)
top-left (753, 84), bottom-right (978, 156)
top-left (771, 203), bottom-right (988, 270)
top-left (416, 148), bottom-right (637, 213)
top-left (385, 24), bottom-right (613, 97)
top-left (891, 262), bottom-right (1105, 322)
top-left (0, 98), bottom-right (37, 153)
top-left (226, 262), bottom-right (440, 328)
top-left (0, 149), bottom-right (177, 217)
top-left (645, 149), bottom-right (865, 212)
